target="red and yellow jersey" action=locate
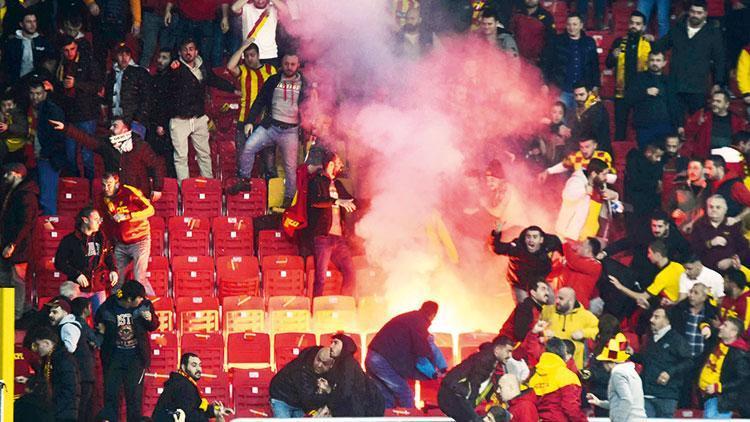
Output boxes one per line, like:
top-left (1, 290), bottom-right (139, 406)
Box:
top-left (238, 63), bottom-right (276, 123)
top-left (101, 184), bottom-right (154, 244)
top-left (562, 150), bottom-right (615, 173)
top-left (393, 0), bottom-right (419, 27)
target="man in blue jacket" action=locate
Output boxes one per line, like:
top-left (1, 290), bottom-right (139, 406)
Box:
top-left (28, 79), bottom-right (65, 215)
top-left (366, 301), bottom-right (448, 408)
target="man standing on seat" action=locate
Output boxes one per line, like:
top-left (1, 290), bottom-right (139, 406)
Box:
top-left (366, 301), bottom-right (448, 408)
top-left (307, 151), bottom-right (356, 297)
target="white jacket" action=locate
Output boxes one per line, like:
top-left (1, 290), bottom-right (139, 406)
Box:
top-left (555, 170), bottom-right (590, 240)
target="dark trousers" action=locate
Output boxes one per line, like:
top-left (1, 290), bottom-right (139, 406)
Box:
top-left (313, 234), bottom-right (355, 297)
top-left (675, 93), bottom-right (706, 125)
top-left (437, 388), bottom-right (483, 422)
top-left (98, 356), bottom-right (145, 422)
top-left (635, 122), bottom-right (674, 149)
top-left (79, 381), bottom-right (94, 422)
top-left (92, 20), bottom-right (128, 72)
top-left (614, 97), bottom-right (633, 141)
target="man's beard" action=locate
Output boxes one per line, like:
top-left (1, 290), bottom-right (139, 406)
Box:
top-left (688, 17), bottom-right (703, 26)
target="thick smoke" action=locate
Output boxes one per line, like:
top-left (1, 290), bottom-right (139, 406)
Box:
top-left (291, 0), bottom-right (556, 332)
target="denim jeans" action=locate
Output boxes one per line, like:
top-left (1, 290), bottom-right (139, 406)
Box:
top-left (638, 0), bottom-right (670, 37)
top-left (704, 397), bottom-right (733, 419)
top-left (645, 397), bottom-right (678, 418)
top-left (313, 235), bottom-right (355, 297)
top-left (140, 11), bottom-right (162, 67)
top-left (65, 120), bottom-right (96, 180)
top-left (113, 237), bottom-right (155, 296)
top-left (270, 398), bottom-right (305, 418)
top-left (80, 290), bottom-right (107, 315)
top-left (239, 125), bottom-right (299, 201)
top-left (365, 339), bottom-right (447, 408)
top-left (37, 158), bottom-right (60, 215)
top-left (235, 122), bottom-right (276, 178)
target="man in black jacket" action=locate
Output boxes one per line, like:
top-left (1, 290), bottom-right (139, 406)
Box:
top-left (49, 117), bottom-right (165, 201)
top-left (105, 43), bottom-right (152, 135)
top-left (623, 142), bottom-right (665, 236)
top-left (366, 301), bottom-right (448, 408)
top-left (498, 279), bottom-right (550, 342)
top-left (95, 280), bottom-right (159, 422)
top-left (29, 79), bottom-right (66, 216)
top-left (605, 11), bottom-right (651, 142)
top-left (652, 0), bottom-right (726, 124)
top-left (630, 51), bottom-right (681, 148)
top-left (149, 48), bottom-right (177, 177)
top-left (307, 151), bottom-right (356, 297)
top-left (152, 353), bottom-right (235, 422)
top-left (0, 163), bottom-right (38, 320)
top-left (269, 346), bottom-right (336, 417)
top-left (168, 38), bottom-right (235, 182)
top-left (54, 206), bottom-right (117, 311)
top-left (630, 307), bottom-right (692, 418)
top-left (438, 336), bottom-right (515, 422)
top-left (327, 334), bottom-right (385, 417)
top-left (571, 83), bottom-right (611, 153)
top-left (2, 12), bottom-right (53, 84)
top-left (57, 35), bottom-right (101, 180)
top-left (699, 317), bottom-right (750, 417)
top-left (235, 52), bottom-right (306, 206)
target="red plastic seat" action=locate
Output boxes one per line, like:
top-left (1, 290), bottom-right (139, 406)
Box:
top-left (180, 332), bottom-right (223, 373)
top-left (212, 216), bottom-right (254, 257)
top-left (458, 332), bottom-right (496, 361)
top-left (257, 230), bottom-right (298, 260)
top-left (149, 331), bottom-right (178, 372)
top-left (226, 332), bottom-right (271, 367)
top-left (146, 256), bottom-right (170, 298)
top-left (153, 177), bottom-right (179, 217)
top-left (305, 256), bottom-right (343, 297)
top-left (198, 372), bottom-right (231, 407)
top-left (168, 216), bottom-right (210, 257)
top-left (216, 256), bottom-right (260, 299)
top-left (222, 295), bottom-right (265, 334)
top-left (33, 216), bottom-right (74, 262)
top-left (268, 296), bottom-right (311, 333)
top-left (231, 367), bottom-right (274, 418)
top-left (148, 216), bottom-right (166, 257)
top-left (261, 255), bottom-right (305, 297)
top-left (181, 177), bottom-right (222, 218)
top-left (143, 372), bottom-right (170, 416)
top-left (176, 296), bottom-right (220, 333)
top-left (273, 332), bottom-right (316, 369)
top-left (34, 256), bottom-right (66, 298)
top-left (150, 296), bottom-right (174, 332)
top-left (224, 177), bottom-right (267, 218)
top-left (57, 177), bottom-right (90, 216)
top-left (172, 255), bottom-right (214, 298)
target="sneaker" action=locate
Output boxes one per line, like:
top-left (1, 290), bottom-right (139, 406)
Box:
top-left (226, 178), bottom-right (252, 195)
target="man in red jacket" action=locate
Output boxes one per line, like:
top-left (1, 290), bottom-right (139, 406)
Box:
top-left (559, 238), bottom-right (603, 309)
top-left (528, 337), bottom-right (587, 421)
top-left (510, 0), bottom-right (555, 64)
top-left (99, 171), bottom-right (156, 296)
top-left (685, 90), bottom-right (750, 157)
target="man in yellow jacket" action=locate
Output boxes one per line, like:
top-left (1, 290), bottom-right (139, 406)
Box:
top-left (541, 287), bottom-right (599, 369)
top-left (529, 337), bottom-right (588, 421)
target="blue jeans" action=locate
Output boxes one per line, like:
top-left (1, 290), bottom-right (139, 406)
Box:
top-left (65, 120), bottom-right (96, 180)
top-left (704, 397), bottom-right (733, 419)
top-left (37, 158), bottom-right (60, 215)
top-left (365, 340), bottom-right (447, 408)
top-left (635, 122), bottom-right (674, 149)
top-left (638, 0), bottom-right (670, 37)
top-left (140, 11), bottom-right (162, 67)
top-left (313, 235), bottom-right (355, 297)
top-left (645, 397), bottom-right (678, 418)
top-left (113, 237), bottom-right (155, 296)
top-left (239, 125), bottom-right (299, 201)
top-left (270, 398), bottom-right (305, 418)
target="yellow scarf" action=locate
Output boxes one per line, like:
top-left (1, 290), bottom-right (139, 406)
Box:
top-left (615, 36), bottom-right (650, 98)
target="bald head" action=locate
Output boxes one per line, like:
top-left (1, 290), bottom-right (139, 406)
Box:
top-left (555, 287), bottom-right (577, 314)
top-left (312, 347), bottom-right (335, 374)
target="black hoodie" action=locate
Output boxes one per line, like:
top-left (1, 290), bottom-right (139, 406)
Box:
top-left (152, 371), bottom-right (216, 422)
top-left (0, 177), bottom-right (39, 264)
top-left (327, 334), bottom-right (385, 417)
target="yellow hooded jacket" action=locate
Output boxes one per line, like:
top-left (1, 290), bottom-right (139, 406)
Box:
top-left (541, 303), bottom-right (599, 369)
top-left (529, 352), bottom-right (581, 396)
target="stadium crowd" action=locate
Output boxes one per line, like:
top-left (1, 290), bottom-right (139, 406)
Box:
top-left (1, 0), bottom-right (750, 420)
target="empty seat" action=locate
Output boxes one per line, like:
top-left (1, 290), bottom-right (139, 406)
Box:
top-left (34, 256), bottom-right (66, 298)
top-left (222, 295), bottom-right (265, 334)
top-left (181, 177), bottom-right (222, 218)
top-left (181, 331), bottom-right (224, 373)
top-left (257, 230), bottom-right (298, 260)
top-left (217, 256), bottom-right (260, 299)
top-left (168, 217), bottom-right (210, 257)
top-left (267, 177), bottom-right (284, 209)
top-left (305, 256), bottom-right (344, 297)
top-left (57, 177), bottom-right (90, 216)
top-left (153, 177), bottom-right (179, 217)
top-left (312, 295), bottom-right (356, 333)
top-left (226, 332), bottom-right (271, 367)
top-left (33, 216), bottom-right (74, 261)
top-left (357, 296), bottom-right (388, 333)
top-left (176, 296), bottom-right (220, 333)
top-left (458, 332), bottom-right (496, 361)
top-left (146, 256), bottom-right (170, 298)
top-left (142, 372), bottom-right (170, 416)
top-left (212, 216), bottom-right (254, 257)
top-left (231, 367), bottom-right (274, 418)
top-left (196, 371), bottom-right (230, 405)
top-left (224, 177), bottom-right (267, 218)
top-left (268, 296), bottom-right (311, 333)
top-left (172, 255), bottom-right (214, 298)
top-left (149, 331), bottom-right (178, 372)
top-left (273, 332), bottom-right (316, 369)
top-left (261, 255), bottom-right (305, 297)
top-left (149, 216), bottom-right (166, 257)
top-left (150, 296), bottom-right (174, 332)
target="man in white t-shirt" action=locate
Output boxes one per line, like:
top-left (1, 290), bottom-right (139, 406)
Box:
top-left (232, 0), bottom-right (289, 64)
top-left (678, 253), bottom-right (725, 303)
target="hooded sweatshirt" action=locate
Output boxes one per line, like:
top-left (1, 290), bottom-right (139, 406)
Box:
top-left (528, 352), bottom-right (587, 422)
top-left (327, 334), bottom-right (385, 416)
top-left (540, 303), bottom-right (600, 368)
top-left (16, 30), bottom-right (39, 77)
